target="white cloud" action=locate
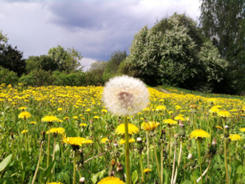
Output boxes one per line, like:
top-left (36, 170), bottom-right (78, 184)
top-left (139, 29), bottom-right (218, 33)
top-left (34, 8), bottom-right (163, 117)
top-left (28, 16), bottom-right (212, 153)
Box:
top-left (79, 57), bottom-right (97, 71)
top-left (0, 0), bottom-right (201, 69)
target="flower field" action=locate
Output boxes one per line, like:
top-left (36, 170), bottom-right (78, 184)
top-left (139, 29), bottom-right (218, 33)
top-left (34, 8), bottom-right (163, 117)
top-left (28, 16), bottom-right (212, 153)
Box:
top-left (1, 83), bottom-right (245, 184)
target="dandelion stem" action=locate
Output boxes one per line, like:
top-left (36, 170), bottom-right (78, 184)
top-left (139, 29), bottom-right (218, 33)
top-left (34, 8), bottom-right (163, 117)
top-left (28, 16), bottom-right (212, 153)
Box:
top-left (193, 171), bottom-right (197, 184)
top-left (153, 138), bottom-right (161, 181)
top-left (196, 159), bottom-right (212, 183)
top-left (140, 153), bottom-right (145, 183)
top-left (146, 132), bottom-right (150, 168)
top-left (31, 142), bottom-right (43, 184)
top-left (224, 138), bottom-right (229, 184)
top-left (73, 151), bottom-right (76, 184)
top-left (171, 141), bottom-right (177, 184)
top-left (160, 142), bottom-right (164, 184)
top-left (124, 117), bottom-right (131, 184)
top-left (47, 126), bottom-right (51, 182)
top-left (197, 140), bottom-right (203, 184)
top-left (173, 141), bottom-right (182, 184)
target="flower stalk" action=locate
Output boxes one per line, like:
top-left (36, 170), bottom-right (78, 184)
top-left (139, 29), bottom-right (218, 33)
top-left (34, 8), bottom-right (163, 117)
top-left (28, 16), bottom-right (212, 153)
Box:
top-left (124, 117), bottom-right (131, 184)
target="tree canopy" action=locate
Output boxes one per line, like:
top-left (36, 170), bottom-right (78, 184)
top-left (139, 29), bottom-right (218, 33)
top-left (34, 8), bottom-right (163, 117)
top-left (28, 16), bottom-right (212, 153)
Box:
top-left (123, 13), bottom-right (228, 92)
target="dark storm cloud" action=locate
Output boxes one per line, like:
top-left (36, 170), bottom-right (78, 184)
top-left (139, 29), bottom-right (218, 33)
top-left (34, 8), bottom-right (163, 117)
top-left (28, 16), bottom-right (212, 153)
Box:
top-left (48, 0), bottom-right (149, 31)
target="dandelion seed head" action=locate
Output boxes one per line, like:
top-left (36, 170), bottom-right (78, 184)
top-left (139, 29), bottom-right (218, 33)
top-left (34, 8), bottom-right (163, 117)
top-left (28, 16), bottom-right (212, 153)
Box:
top-left (102, 75), bottom-right (149, 116)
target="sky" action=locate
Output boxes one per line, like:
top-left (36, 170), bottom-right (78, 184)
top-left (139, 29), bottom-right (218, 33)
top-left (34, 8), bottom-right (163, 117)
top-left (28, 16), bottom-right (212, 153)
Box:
top-left (0, 0), bottom-right (201, 70)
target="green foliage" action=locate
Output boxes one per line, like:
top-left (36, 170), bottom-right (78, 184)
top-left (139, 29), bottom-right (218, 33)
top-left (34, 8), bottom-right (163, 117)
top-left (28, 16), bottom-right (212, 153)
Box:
top-left (123, 13), bottom-right (228, 92)
top-left (52, 71), bottom-right (86, 86)
top-left (0, 44), bottom-right (26, 77)
top-left (25, 55), bottom-right (59, 73)
top-left (18, 69), bottom-right (54, 86)
top-left (0, 67), bottom-right (18, 85)
top-left (48, 45), bottom-right (82, 73)
top-left (199, 0), bottom-right (245, 93)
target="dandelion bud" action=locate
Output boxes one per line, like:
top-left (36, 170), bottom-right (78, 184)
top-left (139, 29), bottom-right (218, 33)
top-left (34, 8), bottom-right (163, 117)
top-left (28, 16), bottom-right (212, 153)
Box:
top-left (41, 131), bottom-right (45, 142)
top-left (187, 153), bottom-right (193, 159)
top-left (10, 132), bottom-right (14, 139)
top-left (178, 120), bottom-right (185, 139)
top-left (224, 125), bottom-right (229, 138)
top-left (136, 137), bottom-right (143, 153)
top-left (115, 162), bottom-right (125, 182)
top-left (208, 137), bottom-right (217, 156)
top-left (79, 177), bottom-right (85, 183)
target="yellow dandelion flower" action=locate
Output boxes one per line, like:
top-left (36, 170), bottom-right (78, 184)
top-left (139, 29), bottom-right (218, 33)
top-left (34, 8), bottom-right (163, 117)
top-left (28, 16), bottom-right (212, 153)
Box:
top-left (217, 110), bottom-right (231, 118)
top-left (229, 134), bottom-right (242, 141)
top-left (98, 176), bottom-right (125, 184)
top-left (215, 125), bottom-right (223, 130)
top-left (30, 121), bottom-right (36, 125)
top-left (175, 105), bottom-right (181, 110)
top-left (93, 116), bottom-right (100, 119)
top-left (63, 116), bottom-right (69, 120)
top-left (190, 129), bottom-right (210, 139)
top-left (168, 111), bottom-right (173, 114)
top-left (18, 106), bottom-right (27, 111)
top-left (86, 108), bottom-right (91, 112)
top-left (73, 116), bottom-right (79, 120)
top-left (143, 168), bottom-right (152, 173)
top-left (156, 105), bottom-right (166, 111)
top-left (21, 130), bottom-right (28, 134)
top-left (79, 123), bottom-right (87, 127)
top-left (174, 116), bottom-right (185, 121)
top-left (63, 136), bottom-right (93, 146)
top-left (141, 121), bottom-right (160, 131)
top-left (18, 111), bottom-right (31, 119)
top-left (46, 127), bottom-right (65, 135)
top-left (164, 119), bottom-right (177, 125)
top-left (115, 123), bottom-right (139, 135)
top-left (46, 182), bottom-right (63, 184)
top-left (57, 108), bottom-right (63, 111)
top-left (240, 128), bottom-right (245, 132)
top-left (41, 116), bottom-right (62, 123)
top-left (119, 138), bottom-right (135, 144)
top-left (101, 109), bottom-right (107, 113)
top-left (101, 138), bottom-right (108, 143)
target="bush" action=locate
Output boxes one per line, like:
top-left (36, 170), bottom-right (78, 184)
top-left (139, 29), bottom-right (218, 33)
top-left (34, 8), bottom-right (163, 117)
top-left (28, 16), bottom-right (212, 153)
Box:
top-left (0, 67), bottom-right (18, 85)
top-left (19, 69), bottom-right (54, 86)
top-left (52, 71), bottom-right (86, 86)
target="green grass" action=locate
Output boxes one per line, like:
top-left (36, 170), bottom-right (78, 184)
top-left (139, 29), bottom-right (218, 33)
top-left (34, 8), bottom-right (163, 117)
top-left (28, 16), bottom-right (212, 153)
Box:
top-left (158, 84), bottom-right (245, 100)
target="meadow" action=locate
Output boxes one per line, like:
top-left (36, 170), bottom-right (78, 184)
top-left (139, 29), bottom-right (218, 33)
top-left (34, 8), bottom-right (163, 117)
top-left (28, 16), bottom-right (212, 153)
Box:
top-left (0, 82), bottom-right (245, 184)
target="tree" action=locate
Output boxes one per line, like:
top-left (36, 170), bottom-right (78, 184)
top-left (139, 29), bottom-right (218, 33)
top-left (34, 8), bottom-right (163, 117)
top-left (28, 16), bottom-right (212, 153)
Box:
top-left (26, 55), bottom-right (58, 73)
top-left (199, 0), bottom-right (245, 93)
top-left (123, 13), bottom-right (228, 92)
top-left (104, 50), bottom-right (127, 75)
top-left (0, 44), bottom-right (26, 77)
top-left (48, 45), bottom-right (83, 73)
top-left (0, 30), bottom-right (8, 44)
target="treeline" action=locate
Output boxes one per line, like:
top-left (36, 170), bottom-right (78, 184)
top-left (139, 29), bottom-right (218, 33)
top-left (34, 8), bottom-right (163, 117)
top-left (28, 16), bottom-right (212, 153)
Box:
top-left (0, 0), bottom-right (244, 94)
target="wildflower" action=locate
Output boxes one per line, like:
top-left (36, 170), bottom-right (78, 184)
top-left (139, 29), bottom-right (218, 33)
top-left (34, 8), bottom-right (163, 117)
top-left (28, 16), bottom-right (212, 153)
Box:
top-left (229, 134), bottom-right (242, 141)
top-left (101, 109), bottom-right (107, 113)
top-left (63, 136), bottom-right (93, 146)
top-left (174, 116), bottom-right (185, 121)
top-left (217, 110), bottom-right (231, 118)
top-left (79, 123), bottom-right (87, 127)
top-left (30, 121), bottom-right (36, 125)
top-left (21, 130), bottom-right (28, 134)
top-left (18, 106), bottom-right (27, 111)
top-left (190, 129), bottom-right (210, 139)
top-left (18, 111), bottom-right (31, 119)
top-left (46, 127), bottom-right (65, 135)
top-left (41, 116), bottom-right (62, 123)
top-left (57, 108), bottom-right (63, 111)
top-left (73, 116), bottom-right (79, 120)
top-left (119, 138), bottom-right (135, 144)
top-left (240, 128), bottom-right (245, 132)
top-left (101, 138), bottom-right (108, 143)
top-left (143, 168), bottom-right (152, 173)
top-left (93, 116), bottom-right (100, 119)
top-left (141, 121), bottom-right (160, 131)
top-left (164, 119), bottom-right (177, 125)
top-left (156, 105), bottom-right (166, 111)
top-left (98, 176), bottom-right (125, 184)
top-left (63, 116), bottom-right (69, 120)
top-left (102, 75), bottom-right (149, 116)
top-left (46, 183), bottom-right (63, 184)
top-left (115, 123), bottom-right (139, 135)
